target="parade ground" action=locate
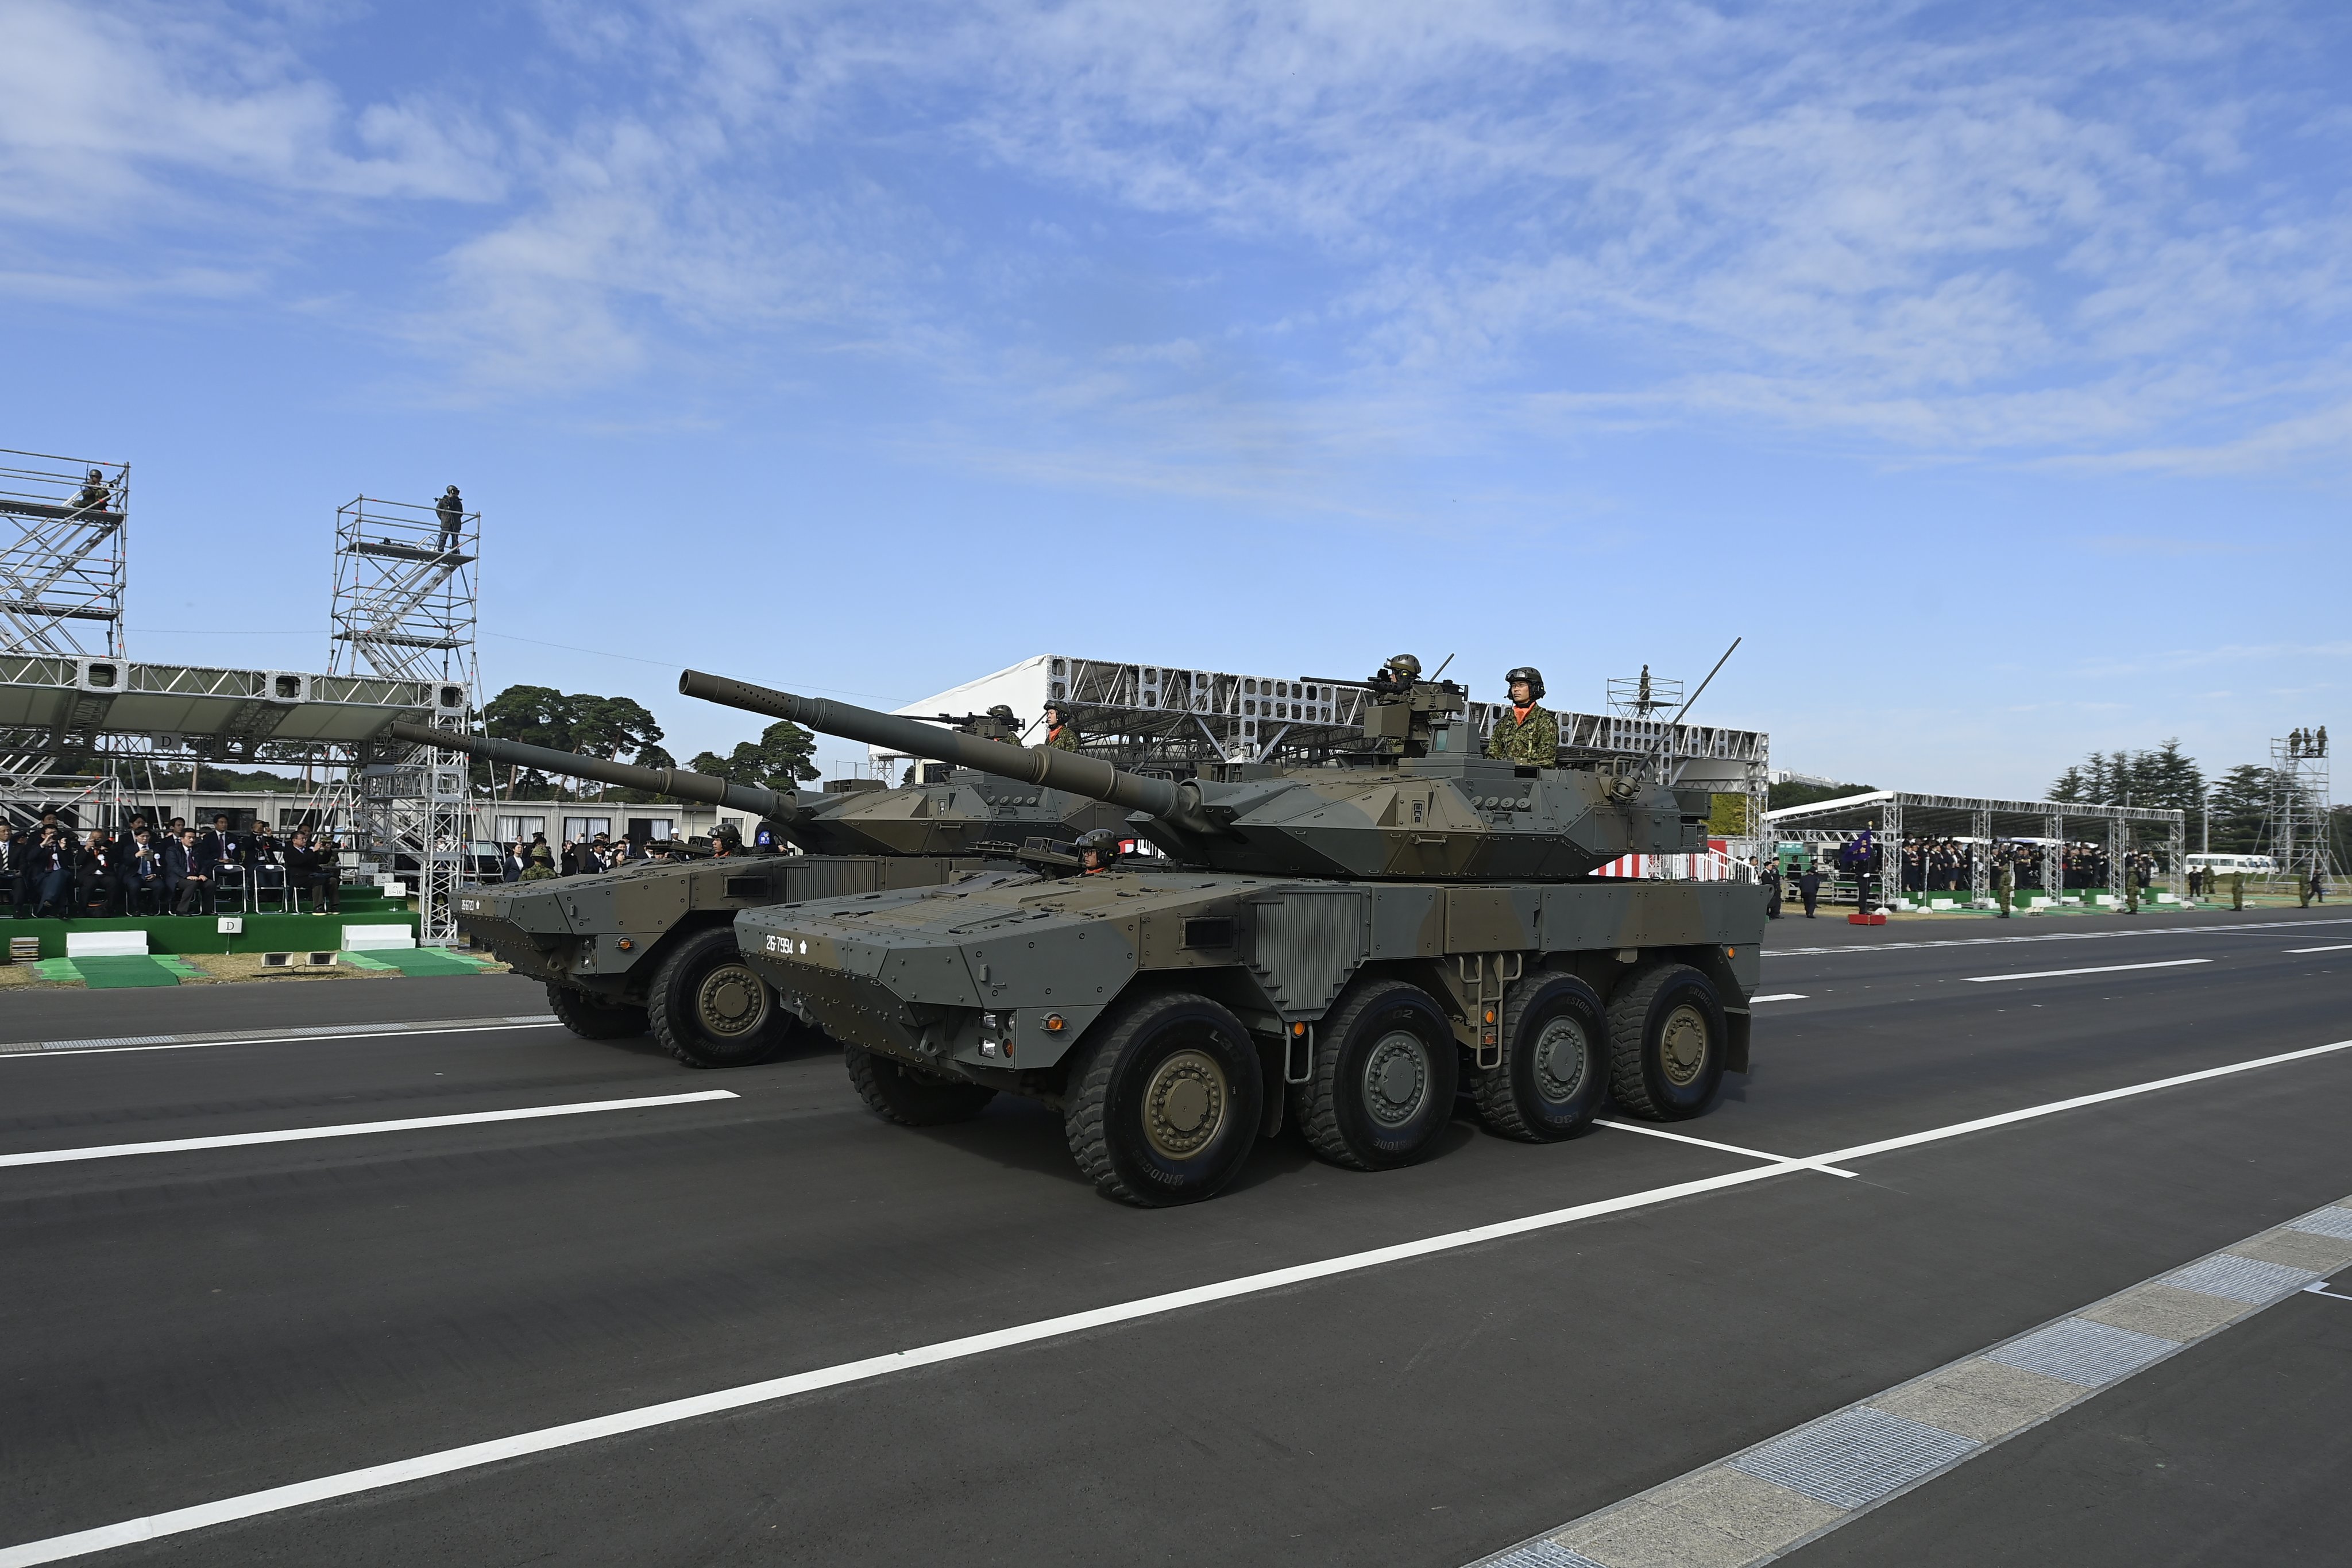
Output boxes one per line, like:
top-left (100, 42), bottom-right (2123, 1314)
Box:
top-left (3, 905), bottom-right (2349, 1567)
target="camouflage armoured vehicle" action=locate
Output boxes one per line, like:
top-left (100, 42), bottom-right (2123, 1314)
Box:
top-left (391, 721), bottom-right (1124, 1069)
top-left (679, 668), bottom-right (1766, 1207)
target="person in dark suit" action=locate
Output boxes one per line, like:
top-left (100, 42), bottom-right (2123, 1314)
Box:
top-left (124, 830), bottom-right (165, 914)
top-left (0, 821), bottom-right (25, 917)
top-left (503, 842), bottom-right (529, 882)
top-left (167, 827), bottom-right (217, 915)
top-left (76, 831), bottom-right (121, 916)
top-left (30, 827), bottom-right (76, 917)
top-left (284, 829), bottom-right (341, 914)
top-left (1797, 862), bottom-right (1824, 918)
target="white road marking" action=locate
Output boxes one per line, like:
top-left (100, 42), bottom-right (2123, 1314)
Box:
top-left (1766, 914), bottom-right (2352, 959)
top-left (2304, 1283), bottom-right (2352, 1303)
top-left (0, 1018), bottom-right (563, 1060)
top-left (2284, 944), bottom-right (2352, 955)
top-left (8, 1036), bottom-right (2350, 1566)
top-left (0, 1091), bottom-right (739, 1169)
top-left (1963, 959), bottom-right (2210, 983)
top-left (1594, 1119), bottom-right (1856, 1177)
top-left (1748, 993), bottom-right (1808, 1003)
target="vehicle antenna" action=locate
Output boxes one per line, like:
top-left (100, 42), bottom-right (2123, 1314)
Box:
top-left (1643, 636), bottom-right (1741, 782)
top-left (1429, 652), bottom-right (1455, 681)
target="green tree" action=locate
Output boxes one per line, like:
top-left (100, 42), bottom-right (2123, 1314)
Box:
top-left (480, 685), bottom-right (670, 799)
top-left (688, 720), bottom-right (820, 793)
top-left (2205, 764), bottom-right (2281, 854)
top-left (1768, 778), bottom-right (1875, 812)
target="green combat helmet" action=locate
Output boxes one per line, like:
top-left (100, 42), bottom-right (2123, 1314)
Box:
top-left (399, 721), bottom-right (1124, 1070)
top-left (681, 670), bottom-right (1765, 1209)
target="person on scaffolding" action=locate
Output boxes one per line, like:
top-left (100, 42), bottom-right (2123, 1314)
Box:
top-left (436, 485), bottom-right (466, 552)
top-left (71, 469), bottom-right (111, 514)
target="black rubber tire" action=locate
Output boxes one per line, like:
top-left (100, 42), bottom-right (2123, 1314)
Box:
top-left (1605, 963), bottom-right (1727, 1121)
top-left (1063, 991), bottom-right (1263, 1207)
top-left (1472, 970), bottom-right (1607, 1142)
top-left (844, 1045), bottom-right (997, 1126)
top-left (647, 925), bottom-right (797, 1068)
top-left (1293, 978), bottom-right (1459, 1171)
top-left (545, 981), bottom-right (648, 1040)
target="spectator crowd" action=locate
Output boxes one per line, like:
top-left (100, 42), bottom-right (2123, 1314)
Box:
top-left (496, 827), bottom-right (735, 883)
top-left (0, 809), bottom-right (345, 920)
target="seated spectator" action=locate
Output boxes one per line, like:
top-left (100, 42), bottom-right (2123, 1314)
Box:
top-left (167, 827), bottom-right (217, 915)
top-left (124, 829), bottom-right (165, 914)
top-left (0, 821), bottom-right (24, 917)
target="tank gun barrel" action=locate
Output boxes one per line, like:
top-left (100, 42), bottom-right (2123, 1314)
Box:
top-left (386, 721), bottom-right (788, 820)
top-left (678, 670), bottom-right (1185, 821)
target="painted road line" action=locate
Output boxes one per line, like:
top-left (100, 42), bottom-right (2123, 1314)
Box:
top-left (1766, 913), bottom-right (2352, 959)
top-left (1593, 1119), bottom-right (1857, 1177)
top-left (0, 1091), bottom-right (739, 1169)
top-left (1468, 1195), bottom-right (2352, 1568)
top-left (1963, 958), bottom-right (2210, 983)
top-left (1748, 993), bottom-right (1808, 1003)
top-left (7, 1039), bottom-right (2348, 1565)
top-left (0, 1017), bottom-right (562, 1060)
top-left (2285, 944), bottom-right (2352, 954)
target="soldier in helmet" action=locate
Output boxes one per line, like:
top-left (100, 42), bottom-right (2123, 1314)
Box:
top-left (962, 704), bottom-right (1022, 743)
top-left (1370, 653), bottom-right (1422, 694)
top-left (1486, 665), bottom-right (1558, 765)
top-left (436, 485), bottom-right (466, 551)
top-left (1043, 698), bottom-right (1080, 752)
top-left (1075, 827), bottom-right (1121, 874)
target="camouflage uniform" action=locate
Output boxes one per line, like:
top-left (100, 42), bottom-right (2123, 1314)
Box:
top-left (1485, 704), bottom-right (1558, 765)
top-left (1045, 723), bottom-right (1080, 752)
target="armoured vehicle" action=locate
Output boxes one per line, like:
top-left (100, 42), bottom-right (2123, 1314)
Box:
top-left (680, 667), bottom-right (1767, 1207)
top-left (389, 720), bottom-right (1125, 1068)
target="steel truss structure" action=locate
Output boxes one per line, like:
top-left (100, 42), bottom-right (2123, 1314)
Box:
top-left (1765, 789), bottom-right (2188, 906)
top-left (0, 655), bottom-right (457, 839)
top-left (328, 496), bottom-right (479, 944)
top-left (2264, 732), bottom-right (2335, 888)
top-left (890, 655), bottom-right (1768, 828)
top-left (0, 447), bottom-right (129, 786)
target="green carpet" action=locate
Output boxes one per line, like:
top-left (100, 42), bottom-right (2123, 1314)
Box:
top-left (353, 948), bottom-right (493, 977)
top-left (63, 955), bottom-right (181, 988)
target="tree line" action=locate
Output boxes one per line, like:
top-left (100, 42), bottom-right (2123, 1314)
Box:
top-left (2048, 739), bottom-right (2349, 858)
top-left (476, 685), bottom-right (819, 802)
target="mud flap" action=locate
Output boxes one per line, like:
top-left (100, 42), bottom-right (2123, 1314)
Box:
top-left (1724, 1008), bottom-right (1751, 1074)
top-left (1257, 1038), bottom-right (1287, 1137)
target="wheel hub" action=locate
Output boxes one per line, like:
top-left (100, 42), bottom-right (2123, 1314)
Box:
top-left (1143, 1049), bottom-right (1227, 1159)
top-left (1363, 1029), bottom-right (1429, 1126)
top-left (1534, 1015), bottom-right (1588, 1102)
top-left (696, 964), bottom-right (770, 1038)
top-left (1659, 1002), bottom-right (1709, 1087)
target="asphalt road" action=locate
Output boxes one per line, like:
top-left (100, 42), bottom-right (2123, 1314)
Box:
top-left (2, 905), bottom-right (2348, 1566)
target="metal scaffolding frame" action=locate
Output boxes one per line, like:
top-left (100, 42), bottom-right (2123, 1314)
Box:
top-left (2264, 731), bottom-right (2335, 889)
top-left (328, 495), bottom-right (480, 943)
top-left (1766, 789), bottom-right (2188, 907)
top-left (0, 447), bottom-right (129, 787)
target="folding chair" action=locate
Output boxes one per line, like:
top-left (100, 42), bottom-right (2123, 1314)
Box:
top-left (253, 862), bottom-right (292, 913)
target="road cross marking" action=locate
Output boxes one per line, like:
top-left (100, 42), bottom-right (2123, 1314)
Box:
top-left (1748, 993), bottom-right (1809, 1003)
top-left (6, 1036), bottom-right (2349, 1566)
top-left (1594, 1119), bottom-right (1857, 1177)
top-left (2284, 944), bottom-right (2352, 954)
top-left (1963, 959), bottom-right (2210, 983)
top-left (0, 1091), bottom-right (739, 1169)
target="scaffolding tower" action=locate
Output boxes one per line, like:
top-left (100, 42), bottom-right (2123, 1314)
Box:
top-left (329, 494), bottom-right (479, 943)
top-left (0, 447), bottom-right (129, 787)
top-left (2265, 729), bottom-right (2335, 889)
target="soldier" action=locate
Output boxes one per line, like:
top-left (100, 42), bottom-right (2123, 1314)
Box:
top-left (1485, 666), bottom-right (1558, 766)
top-left (1075, 828), bottom-right (1121, 875)
top-left (1994, 858), bottom-right (2013, 918)
top-left (436, 485), bottom-right (466, 551)
top-left (71, 468), bottom-right (111, 513)
top-left (1370, 653), bottom-right (1422, 693)
top-left (2231, 868), bottom-right (2245, 911)
top-left (1043, 699), bottom-right (1080, 752)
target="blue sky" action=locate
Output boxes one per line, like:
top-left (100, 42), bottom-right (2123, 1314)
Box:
top-left (3, 0), bottom-right (2346, 792)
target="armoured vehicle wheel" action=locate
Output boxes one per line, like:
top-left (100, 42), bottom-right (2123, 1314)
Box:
top-left (844, 1045), bottom-right (997, 1126)
top-left (1064, 991), bottom-right (1263, 1207)
top-left (1295, 979), bottom-right (1459, 1171)
top-left (648, 926), bottom-right (798, 1068)
top-left (1605, 964), bottom-right (1726, 1121)
top-left (1472, 970), bottom-right (1606, 1142)
top-left (545, 982), bottom-right (648, 1040)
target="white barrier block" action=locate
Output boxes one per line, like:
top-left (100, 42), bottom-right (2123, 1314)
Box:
top-left (342, 925), bottom-right (418, 952)
top-left (67, 930), bottom-right (149, 957)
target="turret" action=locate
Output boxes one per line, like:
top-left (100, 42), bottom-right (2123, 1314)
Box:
top-left (395, 713), bottom-right (1128, 860)
top-left (679, 669), bottom-right (1710, 881)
